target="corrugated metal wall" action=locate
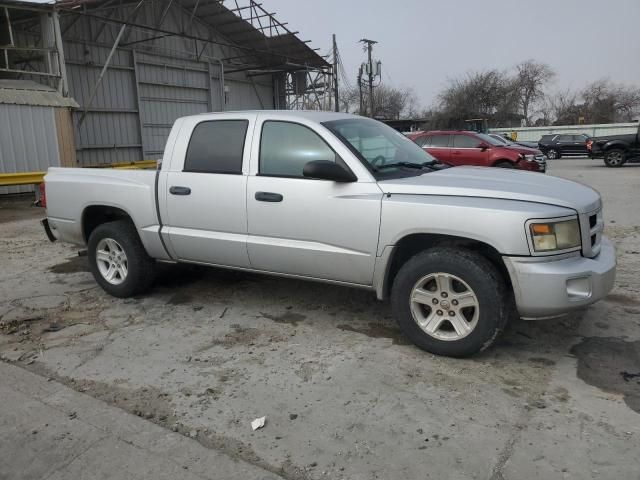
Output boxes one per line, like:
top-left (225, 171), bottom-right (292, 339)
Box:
top-left (62, 0), bottom-right (274, 165)
top-left (0, 104), bottom-right (60, 194)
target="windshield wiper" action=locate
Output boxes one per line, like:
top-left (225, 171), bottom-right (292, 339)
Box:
top-left (374, 161), bottom-right (439, 171)
top-left (375, 161), bottom-right (424, 170)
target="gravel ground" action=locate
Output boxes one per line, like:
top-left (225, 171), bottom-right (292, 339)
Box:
top-left (1, 158), bottom-right (639, 479)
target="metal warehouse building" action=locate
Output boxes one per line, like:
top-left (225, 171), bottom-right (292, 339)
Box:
top-left (0, 0), bottom-right (331, 172)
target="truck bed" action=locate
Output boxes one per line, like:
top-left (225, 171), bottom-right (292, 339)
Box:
top-left (44, 167), bottom-right (167, 259)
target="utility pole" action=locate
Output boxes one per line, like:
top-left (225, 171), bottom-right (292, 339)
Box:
top-left (332, 34), bottom-right (339, 112)
top-left (360, 38), bottom-right (377, 118)
top-left (357, 64), bottom-right (364, 115)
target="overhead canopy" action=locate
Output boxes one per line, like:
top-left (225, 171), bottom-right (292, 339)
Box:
top-left (176, 0), bottom-right (329, 71)
top-left (53, 0), bottom-right (330, 73)
top-left (0, 80), bottom-right (78, 107)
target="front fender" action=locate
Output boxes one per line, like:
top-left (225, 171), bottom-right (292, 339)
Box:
top-left (378, 194), bottom-right (576, 257)
top-left (603, 140), bottom-right (629, 151)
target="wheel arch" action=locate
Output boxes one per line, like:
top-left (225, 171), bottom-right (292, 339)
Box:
top-left (81, 204), bottom-right (136, 243)
top-left (603, 141), bottom-right (629, 152)
top-left (376, 233), bottom-right (512, 301)
top-left (492, 158), bottom-right (515, 167)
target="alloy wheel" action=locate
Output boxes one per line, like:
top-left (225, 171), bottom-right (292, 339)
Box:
top-left (95, 238), bottom-right (128, 285)
top-left (409, 272), bottom-right (480, 341)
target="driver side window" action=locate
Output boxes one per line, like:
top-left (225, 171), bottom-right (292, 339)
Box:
top-left (260, 121), bottom-right (337, 177)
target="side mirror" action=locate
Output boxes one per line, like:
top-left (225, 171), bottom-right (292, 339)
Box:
top-left (303, 160), bottom-right (357, 183)
top-left (479, 143), bottom-right (490, 151)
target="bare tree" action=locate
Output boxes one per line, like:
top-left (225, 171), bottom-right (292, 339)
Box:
top-left (534, 97), bottom-right (555, 126)
top-left (514, 60), bottom-right (555, 125)
top-left (339, 86), bottom-right (361, 114)
top-left (339, 84), bottom-right (419, 119)
top-left (582, 79), bottom-right (617, 123)
top-left (550, 89), bottom-right (580, 125)
top-left (371, 85), bottom-right (417, 119)
top-left (436, 69), bottom-right (519, 128)
top-left (613, 84), bottom-right (640, 122)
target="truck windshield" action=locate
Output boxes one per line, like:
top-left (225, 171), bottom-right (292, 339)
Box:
top-left (322, 118), bottom-right (439, 178)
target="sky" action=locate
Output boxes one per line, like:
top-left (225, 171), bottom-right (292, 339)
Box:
top-left (268, 0), bottom-right (640, 109)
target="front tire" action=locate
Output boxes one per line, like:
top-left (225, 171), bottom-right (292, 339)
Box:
top-left (604, 149), bottom-right (626, 168)
top-left (546, 148), bottom-right (559, 159)
top-left (495, 160), bottom-right (514, 168)
top-left (391, 248), bottom-right (511, 357)
top-left (88, 220), bottom-right (156, 298)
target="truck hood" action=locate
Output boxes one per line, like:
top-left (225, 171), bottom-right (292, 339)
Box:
top-left (378, 166), bottom-right (601, 214)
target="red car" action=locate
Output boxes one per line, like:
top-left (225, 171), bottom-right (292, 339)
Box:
top-left (408, 130), bottom-right (547, 172)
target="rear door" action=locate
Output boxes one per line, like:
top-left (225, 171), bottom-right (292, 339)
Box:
top-left (425, 134), bottom-right (451, 163)
top-left (450, 133), bottom-right (488, 166)
top-left (162, 114), bottom-right (254, 267)
top-left (572, 134), bottom-right (589, 155)
top-left (555, 134), bottom-right (574, 155)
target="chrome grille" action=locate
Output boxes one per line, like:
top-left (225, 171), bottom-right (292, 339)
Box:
top-left (580, 207), bottom-right (603, 258)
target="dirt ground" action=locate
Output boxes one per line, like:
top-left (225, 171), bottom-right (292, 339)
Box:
top-left (1, 158), bottom-right (639, 479)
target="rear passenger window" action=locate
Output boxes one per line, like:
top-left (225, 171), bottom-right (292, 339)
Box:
top-left (453, 134), bottom-right (480, 148)
top-left (260, 121), bottom-right (337, 177)
top-left (557, 135), bottom-right (572, 142)
top-left (430, 135), bottom-right (450, 147)
top-left (184, 120), bottom-right (248, 174)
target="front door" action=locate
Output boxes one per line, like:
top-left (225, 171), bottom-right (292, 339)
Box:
top-left (246, 120), bottom-right (382, 285)
top-left (163, 116), bottom-right (254, 267)
top-left (450, 134), bottom-right (488, 166)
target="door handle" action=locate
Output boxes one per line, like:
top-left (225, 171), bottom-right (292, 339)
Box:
top-left (255, 191), bottom-right (283, 202)
top-left (169, 186), bottom-right (191, 195)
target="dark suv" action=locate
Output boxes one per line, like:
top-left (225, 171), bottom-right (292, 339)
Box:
top-left (408, 130), bottom-right (546, 172)
top-left (538, 133), bottom-right (590, 159)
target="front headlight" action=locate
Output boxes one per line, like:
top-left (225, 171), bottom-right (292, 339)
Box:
top-left (529, 218), bottom-right (581, 252)
top-left (522, 154), bottom-right (535, 162)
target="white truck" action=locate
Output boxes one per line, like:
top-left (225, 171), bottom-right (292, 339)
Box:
top-left (42, 111), bottom-right (616, 357)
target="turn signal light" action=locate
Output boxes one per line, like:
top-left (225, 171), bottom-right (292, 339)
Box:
top-left (531, 224), bottom-right (551, 234)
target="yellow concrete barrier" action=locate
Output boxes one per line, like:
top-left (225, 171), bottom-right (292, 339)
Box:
top-left (0, 160), bottom-right (158, 187)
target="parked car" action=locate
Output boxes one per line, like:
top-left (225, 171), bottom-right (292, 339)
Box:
top-left (408, 130), bottom-right (546, 172)
top-left (587, 122), bottom-right (640, 167)
top-left (489, 133), bottom-right (539, 150)
top-left (41, 111), bottom-right (615, 357)
top-left (538, 133), bottom-right (590, 159)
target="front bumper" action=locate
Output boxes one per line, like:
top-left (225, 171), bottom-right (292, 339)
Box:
top-left (517, 158), bottom-right (546, 173)
top-left (503, 236), bottom-right (616, 318)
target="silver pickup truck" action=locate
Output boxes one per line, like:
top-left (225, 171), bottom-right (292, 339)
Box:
top-left (42, 111), bottom-right (616, 357)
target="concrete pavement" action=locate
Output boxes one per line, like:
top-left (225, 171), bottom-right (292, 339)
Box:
top-left (0, 362), bottom-right (282, 480)
top-left (1, 160), bottom-right (639, 479)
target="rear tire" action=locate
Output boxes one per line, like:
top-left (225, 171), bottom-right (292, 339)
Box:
top-left (604, 149), bottom-right (626, 168)
top-left (390, 248), bottom-right (511, 357)
top-left (88, 220), bottom-right (156, 298)
top-left (546, 149), bottom-right (559, 159)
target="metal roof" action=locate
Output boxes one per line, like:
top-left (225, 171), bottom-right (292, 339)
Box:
top-left (0, 80), bottom-right (79, 107)
top-left (54, 0), bottom-right (329, 72)
top-left (177, 0), bottom-right (329, 70)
